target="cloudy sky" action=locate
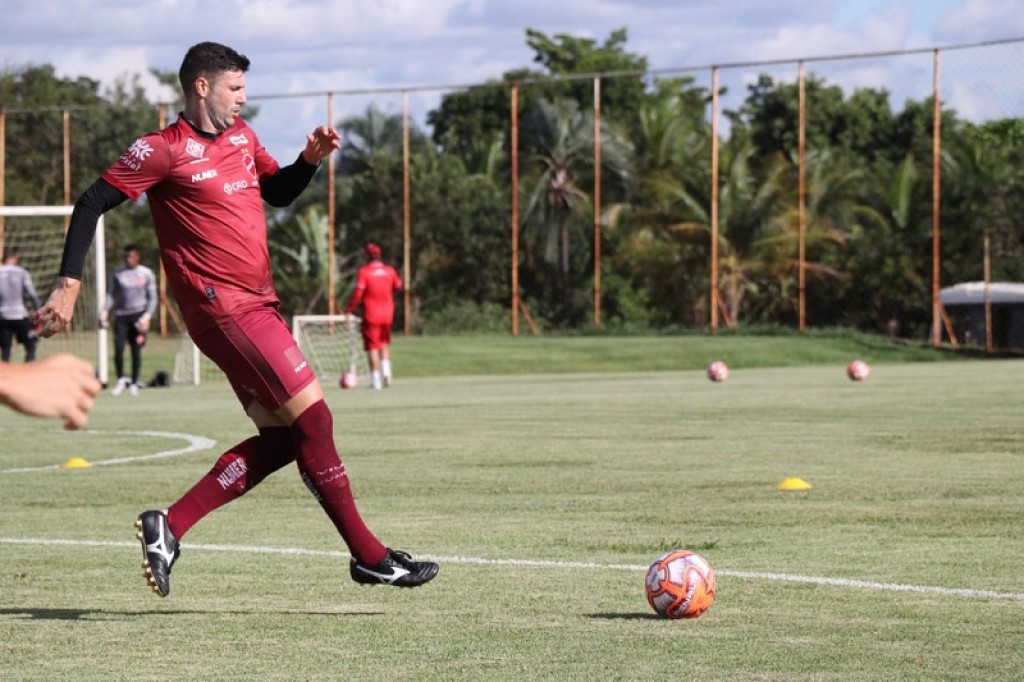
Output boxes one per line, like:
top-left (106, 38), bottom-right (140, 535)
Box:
top-left (2, 0), bottom-right (1023, 161)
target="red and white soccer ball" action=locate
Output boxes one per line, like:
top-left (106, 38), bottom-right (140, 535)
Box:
top-left (339, 371), bottom-right (359, 389)
top-left (847, 359), bottom-right (870, 382)
top-left (645, 549), bottom-right (717, 620)
top-left (707, 360), bottom-right (729, 382)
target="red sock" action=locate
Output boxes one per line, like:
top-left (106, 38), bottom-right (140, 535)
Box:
top-left (291, 400), bottom-right (387, 564)
top-left (166, 427), bottom-right (294, 539)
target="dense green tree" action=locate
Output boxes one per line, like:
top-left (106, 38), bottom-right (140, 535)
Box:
top-left (739, 74), bottom-right (898, 167)
top-left (429, 27), bottom-right (646, 167)
top-left (0, 65), bottom-right (159, 287)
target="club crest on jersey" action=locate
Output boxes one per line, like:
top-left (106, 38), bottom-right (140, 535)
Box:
top-left (242, 151), bottom-right (258, 180)
top-left (185, 138), bottom-right (206, 159)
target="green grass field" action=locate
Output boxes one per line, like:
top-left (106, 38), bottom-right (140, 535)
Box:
top-left (2, 337), bottom-right (1022, 680)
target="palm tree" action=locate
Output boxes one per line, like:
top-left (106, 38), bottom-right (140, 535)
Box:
top-left (337, 104), bottom-right (429, 174)
top-left (615, 128), bottom-right (791, 326)
top-left (521, 97), bottom-right (632, 323)
top-left (269, 205), bottom-right (338, 315)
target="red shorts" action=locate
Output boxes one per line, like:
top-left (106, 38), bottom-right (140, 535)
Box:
top-left (361, 321), bottom-right (392, 351)
top-left (193, 306), bottom-right (316, 411)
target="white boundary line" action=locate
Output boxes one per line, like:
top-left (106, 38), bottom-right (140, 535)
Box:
top-left (1, 537), bottom-right (1022, 601)
top-left (0, 430), bottom-right (216, 474)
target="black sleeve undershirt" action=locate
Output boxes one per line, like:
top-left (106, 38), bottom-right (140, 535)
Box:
top-left (59, 178), bottom-right (129, 279)
top-left (261, 153), bottom-right (319, 207)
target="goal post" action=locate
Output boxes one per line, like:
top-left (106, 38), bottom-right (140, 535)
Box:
top-left (292, 314), bottom-right (369, 384)
top-left (0, 206), bottom-right (108, 384)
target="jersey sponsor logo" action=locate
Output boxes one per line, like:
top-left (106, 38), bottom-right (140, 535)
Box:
top-left (191, 169), bottom-right (218, 183)
top-left (223, 179), bottom-right (249, 195)
top-left (185, 138), bottom-right (206, 159)
top-left (119, 137), bottom-right (154, 171)
top-left (128, 138), bottom-right (154, 160)
top-left (228, 133), bottom-right (249, 146)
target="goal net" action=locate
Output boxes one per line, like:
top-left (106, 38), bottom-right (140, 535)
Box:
top-left (0, 206), bottom-right (108, 383)
top-left (173, 314), bottom-right (368, 386)
top-left (292, 314), bottom-right (368, 384)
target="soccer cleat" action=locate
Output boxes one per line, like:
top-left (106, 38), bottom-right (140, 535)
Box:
top-left (135, 510), bottom-right (180, 597)
top-left (350, 548), bottom-right (439, 588)
top-left (382, 374), bottom-right (392, 388)
top-left (110, 376), bottom-right (131, 396)
top-left (128, 383), bottom-right (139, 397)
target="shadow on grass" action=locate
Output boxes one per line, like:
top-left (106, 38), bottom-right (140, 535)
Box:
top-left (587, 611), bottom-right (662, 621)
top-left (0, 607), bottom-right (385, 621)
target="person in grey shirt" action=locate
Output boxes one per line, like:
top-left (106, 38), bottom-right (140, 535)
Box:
top-left (101, 244), bottom-right (157, 396)
top-left (0, 248), bottom-right (41, 363)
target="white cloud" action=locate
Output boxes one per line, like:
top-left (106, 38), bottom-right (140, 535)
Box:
top-left (935, 0), bottom-right (1024, 42)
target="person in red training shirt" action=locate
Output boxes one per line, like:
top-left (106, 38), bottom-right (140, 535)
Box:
top-left (33, 41), bottom-right (437, 598)
top-left (346, 243), bottom-right (402, 389)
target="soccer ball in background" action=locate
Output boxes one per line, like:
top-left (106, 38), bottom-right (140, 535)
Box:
top-left (847, 360), bottom-right (870, 382)
top-left (339, 371), bottom-right (359, 389)
top-left (645, 549), bottom-right (717, 620)
top-left (707, 360), bottom-right (729, 382)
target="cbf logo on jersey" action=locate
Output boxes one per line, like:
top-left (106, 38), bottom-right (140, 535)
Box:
top-left (185, 138), bottom-right (206, 160)
top-left (119, 138), bottom-right (154, 172)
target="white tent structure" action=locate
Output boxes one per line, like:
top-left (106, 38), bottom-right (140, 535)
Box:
top-left (939, 282), bottom-right (1024, 350)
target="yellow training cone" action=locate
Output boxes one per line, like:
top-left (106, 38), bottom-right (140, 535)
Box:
top-left (777, 477), bottom-right (811, 491)
top-left (61, 457), bottom-right (92, 469)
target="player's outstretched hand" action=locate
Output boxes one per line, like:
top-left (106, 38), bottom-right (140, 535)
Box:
top-left (302, 126), bottom-right (342, 165)
top-left (0, 353), bottom-right (101, 429)
top-left (32, 277), bottom-right (82, 338)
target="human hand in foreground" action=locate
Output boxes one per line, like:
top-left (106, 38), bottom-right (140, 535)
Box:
top-left (0, 353), bottom-right (102, 429)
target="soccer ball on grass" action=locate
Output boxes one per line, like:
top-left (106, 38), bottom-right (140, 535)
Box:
top-left (645, 549), bottom-right (716, 619)
top-left (339, 371), bottom-right (359, 389)
top-left (846, 360), bottom-right (870, 382)
top-left (706, 360), bottom-right (729, 382)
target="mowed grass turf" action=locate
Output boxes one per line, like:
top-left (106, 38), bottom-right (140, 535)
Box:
top-left (1, 351), bottom-right (1022, 680)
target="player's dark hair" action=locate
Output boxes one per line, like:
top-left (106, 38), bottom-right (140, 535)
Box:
top-left (178, 42), bottom-right (251, 93)
top-left (123, 243), bottom-right (140, 254)
top-left (2, 246), bottom-right (16, 261)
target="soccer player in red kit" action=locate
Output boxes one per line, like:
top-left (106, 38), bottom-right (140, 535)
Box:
top-left (346, 243), bottom-right (402, 389)
top-left (34, 42), bottom-right (437, 596)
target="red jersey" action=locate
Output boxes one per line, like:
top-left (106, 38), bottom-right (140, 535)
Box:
top-left (346, 261), bottom-right (402, 325)
top-left (102, 116), bottom-right (279, 336)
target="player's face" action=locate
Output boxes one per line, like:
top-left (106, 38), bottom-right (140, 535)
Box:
top-left (125, 250), bottom-right (140, 268)
top-left (205, 69), bottom-right (247, 132)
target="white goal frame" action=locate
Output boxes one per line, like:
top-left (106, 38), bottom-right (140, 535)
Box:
top-left (0, 206), bottom-right (108, 384)
top-left (292, 314), bottom-right (368, 383)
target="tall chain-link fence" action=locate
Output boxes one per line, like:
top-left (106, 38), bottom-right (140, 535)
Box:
top-left (2, 38), bottom-right (1023, 348)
